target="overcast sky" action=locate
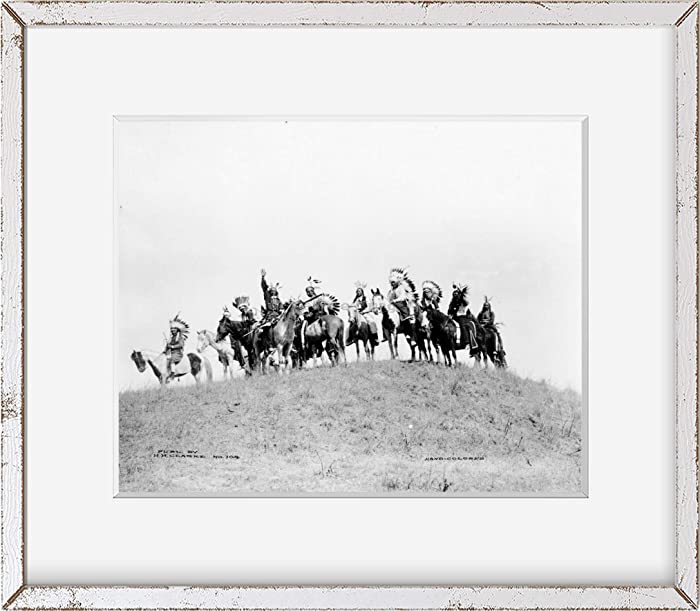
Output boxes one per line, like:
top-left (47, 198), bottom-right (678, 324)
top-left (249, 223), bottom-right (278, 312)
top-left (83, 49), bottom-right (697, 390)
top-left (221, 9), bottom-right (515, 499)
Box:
top-left (117, 118), bottom-right (583, 391)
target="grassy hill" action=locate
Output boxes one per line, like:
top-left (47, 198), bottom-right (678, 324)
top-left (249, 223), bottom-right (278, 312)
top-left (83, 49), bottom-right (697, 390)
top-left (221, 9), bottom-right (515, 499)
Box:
top-left (119, 360), bottom-right (582, 495)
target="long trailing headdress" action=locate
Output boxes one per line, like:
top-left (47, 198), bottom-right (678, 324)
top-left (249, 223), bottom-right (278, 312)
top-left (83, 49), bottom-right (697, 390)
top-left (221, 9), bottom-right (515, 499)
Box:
top-left (422, 280), bottom-right (443, 303)
top-left (169, 313), bottom-right (190, 338)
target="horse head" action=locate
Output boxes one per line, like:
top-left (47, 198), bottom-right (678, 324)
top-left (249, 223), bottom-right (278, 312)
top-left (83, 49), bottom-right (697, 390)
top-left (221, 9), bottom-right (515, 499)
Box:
top-left (196, 330), bottom-right (209, 353)
top-left (215, 315), bottom-right (230, 343)
top-left (130, 350), bottom-right (147, 373)
top-left (370, 289), bottom-right (385, 312)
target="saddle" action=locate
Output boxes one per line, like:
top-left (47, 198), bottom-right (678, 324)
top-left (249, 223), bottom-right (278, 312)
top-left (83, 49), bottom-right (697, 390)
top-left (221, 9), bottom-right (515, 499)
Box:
top-left (167, 354), bottom-right (190, 378)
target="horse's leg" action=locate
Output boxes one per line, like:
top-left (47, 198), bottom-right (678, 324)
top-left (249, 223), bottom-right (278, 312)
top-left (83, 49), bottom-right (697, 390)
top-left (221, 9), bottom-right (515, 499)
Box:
top-left (407, 333), bottom-right (416, 362)
top-left (356, 339), bottom-right (361, 361)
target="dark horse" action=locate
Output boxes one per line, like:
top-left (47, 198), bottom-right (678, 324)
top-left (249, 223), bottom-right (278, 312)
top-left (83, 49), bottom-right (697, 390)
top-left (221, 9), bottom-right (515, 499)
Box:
top-left (447, 285), bottom-right (485, 366)
top-left (423, 307), bottom-right (458, 366)
top-left (480, 325), bottom-right (507, 368)
top-left (215, 315), bottom-right (256, 374)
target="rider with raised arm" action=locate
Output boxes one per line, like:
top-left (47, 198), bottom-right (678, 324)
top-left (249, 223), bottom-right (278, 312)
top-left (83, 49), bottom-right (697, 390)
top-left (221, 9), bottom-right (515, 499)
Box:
top-left (260, 268), bottom-right (283, 323)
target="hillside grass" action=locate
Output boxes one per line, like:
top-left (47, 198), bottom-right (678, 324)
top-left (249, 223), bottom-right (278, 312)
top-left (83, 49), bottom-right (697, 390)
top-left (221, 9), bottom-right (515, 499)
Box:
top-left (119, 360), bottom-right (582, 495)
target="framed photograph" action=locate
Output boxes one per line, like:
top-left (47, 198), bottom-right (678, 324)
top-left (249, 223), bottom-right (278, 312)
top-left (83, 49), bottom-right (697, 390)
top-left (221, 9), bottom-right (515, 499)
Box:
top-left (1, 1), bottom-right (697, 609)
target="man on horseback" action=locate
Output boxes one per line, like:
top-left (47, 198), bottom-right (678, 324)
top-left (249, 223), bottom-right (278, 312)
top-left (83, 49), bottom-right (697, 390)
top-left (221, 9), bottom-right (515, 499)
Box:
top-left (303, 277), bottom-right (328, 324)
top-left (447, 284), bottom-right (479, 356)
top-left (421, 280), bottom-right (442, 310)
top-left (387, 268), bottom-right (416, 322)
top-left (233, 295), bottom-right (257, 325)
top-left (260, 269), bottom-right (283, 322)
top-left (258, 268), bottom-right (285, 355)
top-left (349, 281), bottom-right (379, 345)
top-left (478, 296), bottom-right (505, 355)
top-left (165, 314), bottom-right (189, 380)
top-left (352, 284), bottom-right (368, 311)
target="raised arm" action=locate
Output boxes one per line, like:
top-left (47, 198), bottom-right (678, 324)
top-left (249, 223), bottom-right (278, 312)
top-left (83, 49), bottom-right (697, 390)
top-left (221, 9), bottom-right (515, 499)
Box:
top-left (260, 268), bottom-right (270, 302)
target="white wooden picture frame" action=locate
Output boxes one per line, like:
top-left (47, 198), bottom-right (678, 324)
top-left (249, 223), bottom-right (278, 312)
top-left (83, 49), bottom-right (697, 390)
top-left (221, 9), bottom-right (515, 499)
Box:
top-left (1, 1), bottom-right (697, 609)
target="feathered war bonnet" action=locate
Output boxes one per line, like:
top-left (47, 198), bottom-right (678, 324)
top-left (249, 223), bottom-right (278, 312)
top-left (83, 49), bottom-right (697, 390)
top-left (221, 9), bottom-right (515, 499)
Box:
top-left (233, 295), bottom-right (250, 310)
top-left (354, 280), bottom-right (367, 294)
top-left (389, 267), bottom-right (407, 284)
top-left (389, 267), bottom-right (418, 300)
top-left (315, 293), bottom-right (340, 316)
top-left (169, 313), bottom-right (190, 338)
top-left (422, 280), bottom-right (443, 303)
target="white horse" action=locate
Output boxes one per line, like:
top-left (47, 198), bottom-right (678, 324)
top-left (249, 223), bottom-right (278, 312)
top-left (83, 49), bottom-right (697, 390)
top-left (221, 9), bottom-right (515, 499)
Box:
top-left (196, 329), bottom-right (240, 380)
top-left (130, 349), bottom-right (212, 387)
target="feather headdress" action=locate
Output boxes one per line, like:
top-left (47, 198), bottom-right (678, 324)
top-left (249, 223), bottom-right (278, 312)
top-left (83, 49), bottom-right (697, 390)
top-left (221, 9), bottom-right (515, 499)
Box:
top-left (169, 313), bottom-right (190, 337)
top-left (452, 282), bottom-right (470, 294)
top-left (389, 267), bottom-right (418, 299)
top-left (422, 280), bottom-right (443, 301)
top-left (233, 295), bottom-right (250, 310)
top-left (389, 267), bottom-right (407, 284)
top-left (355, 280), bottom-right (367, 290)
top-left (315, 293), bottom-right (340, 316)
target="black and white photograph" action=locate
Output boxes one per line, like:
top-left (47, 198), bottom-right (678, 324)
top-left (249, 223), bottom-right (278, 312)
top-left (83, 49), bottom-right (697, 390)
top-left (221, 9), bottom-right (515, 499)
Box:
top-left (117, 117), bottom-right (585, 496)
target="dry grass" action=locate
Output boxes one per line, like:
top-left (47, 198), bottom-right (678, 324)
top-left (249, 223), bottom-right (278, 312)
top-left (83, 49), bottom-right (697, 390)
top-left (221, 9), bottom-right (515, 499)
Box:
top-left (119, 360), bottom-right (582, 495)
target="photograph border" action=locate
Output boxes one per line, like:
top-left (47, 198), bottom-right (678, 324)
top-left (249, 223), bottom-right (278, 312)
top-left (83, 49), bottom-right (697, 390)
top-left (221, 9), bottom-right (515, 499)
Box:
top-left (1, 2), bottom-right (697, 609)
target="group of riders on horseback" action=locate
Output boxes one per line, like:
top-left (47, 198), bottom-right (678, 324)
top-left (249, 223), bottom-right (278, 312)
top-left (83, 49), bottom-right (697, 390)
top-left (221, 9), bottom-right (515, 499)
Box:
top-left (150, 267), bottom-right (507, 382)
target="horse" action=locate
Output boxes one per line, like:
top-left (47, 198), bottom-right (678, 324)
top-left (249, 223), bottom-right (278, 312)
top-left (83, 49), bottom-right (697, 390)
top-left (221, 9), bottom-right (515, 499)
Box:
top-left (299, 314), bottom-right (347, 366)
top-left (424, 307), bottom-right (458, 366)
top-left (253, 300), bottom-right (306, 373)
top-left (413, 305), bottom-right (434, 362)
top-left (196, 329), bottom-right (244, 380)
top-left (215, 315), bottom-right (256, 373)
top-left (370, 289), bottom-right (419, 361)
top-left (480, 325), bottom-right (508, 368)
top-left (130, 349), bottom-right (212, 387)
top-left (342, 303), bottom-right (376, 361)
